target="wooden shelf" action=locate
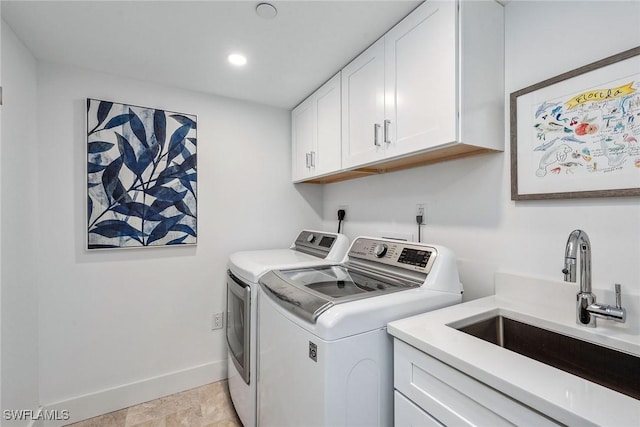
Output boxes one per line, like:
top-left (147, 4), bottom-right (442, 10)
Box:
top-left (300, 144), bottom-right (500, 184)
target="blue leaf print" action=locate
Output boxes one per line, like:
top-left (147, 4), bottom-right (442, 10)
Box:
top-left (170, 223), bottom-right (196, 237)
top-left (167, 235), bottom-right (189, 245)
top-left (111, 202), bottom-right (145, 218)
top-left (170, 114), bottom-right (197, 129)
top-left (147, 214), bottom-right (185, 245)
top-left (90, 220), bottom-right (144, 243)
top-left (154, 110), bottom-right (166, 151)
top-left (112, 180), bottom-right (133, 204)
top-left (97, 101), bottom-right (113, 126)
top-left (104, 113), bottom-right (134, 130)
top-left (174, 200), bottom-right (196, 217)
top-left (151, 199), bottom-right (175, 215)
top-left (156, 154), bottom-right (196, 186)
top-left (182, 153), bottom-right (197, 171)
top-left (155, 164), bottom-right (185, 186)
top-left (101, 157), bottom-right (124, 203)
top-left (129, 108), bottom-right (149, 148)
top-left (145, 186), bottom-right (187, 202)
top-left (88, 162), bottom-right (107, 173)
top-left (87, 100), bottom-right (197, 249)
top-left (180, 144), bottom-right (192, 161)
top-left (166, 124), bottom-right (191, 164)
top-left (88, 141), bottom-right (115, 153)
top-left (112, 202), bottom-right (166, 222)
top-left (137, 143), bottom-right (160, 176)
top-left (180, 176), bottom-right (196, 196)
top-left (115, 132), bottom-right (139, 178)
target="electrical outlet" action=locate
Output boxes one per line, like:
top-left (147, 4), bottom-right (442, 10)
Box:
top-left (337, 205), bottom-right (348, 233)
top-left (416, 203), bottom-right (426, 224)
top-left (212, 312), bottom-right (224, 330)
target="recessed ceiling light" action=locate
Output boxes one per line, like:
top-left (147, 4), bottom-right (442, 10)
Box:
top-left (256, 3), bottom-right (278, 19)
top-left (228, 53), bottom-right (247, 67)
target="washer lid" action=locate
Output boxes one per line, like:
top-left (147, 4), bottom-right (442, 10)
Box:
top-left (259, 265), bottom-right (418, 323)
top-left (229, 249), bottom-right (326, 283)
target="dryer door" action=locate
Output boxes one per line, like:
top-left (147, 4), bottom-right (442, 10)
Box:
top-left (226, 270), bottom-right (251, 384)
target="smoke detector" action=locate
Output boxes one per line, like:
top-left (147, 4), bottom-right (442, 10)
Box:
top-left (256, 3), bottom-right (278, 20)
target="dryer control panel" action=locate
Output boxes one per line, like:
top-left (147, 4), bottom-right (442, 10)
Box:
top-left (293, 230), bottom-right (348, 260)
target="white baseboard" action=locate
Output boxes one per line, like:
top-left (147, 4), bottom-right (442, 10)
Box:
top-left (41, 360), bottom-right (227, 427)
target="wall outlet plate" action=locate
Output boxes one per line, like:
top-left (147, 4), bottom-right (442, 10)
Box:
top-left (416, 203), bottom-right (426, 224)
top-left (212, 312), bottom-right (224, 330)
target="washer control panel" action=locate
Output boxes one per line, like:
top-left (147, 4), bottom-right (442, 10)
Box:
top-left (348, 238), bottom-right (436, 273)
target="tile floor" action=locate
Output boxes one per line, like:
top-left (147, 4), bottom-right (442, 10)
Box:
top-left (65, 380), bottom-right (242, 427)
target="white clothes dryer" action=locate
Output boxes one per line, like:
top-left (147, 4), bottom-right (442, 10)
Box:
top-left (226, 230), bottom-right (349, 427)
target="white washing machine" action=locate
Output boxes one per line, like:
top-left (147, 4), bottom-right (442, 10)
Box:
top-left (257, 237), bottom-right (463, 427)
top-left (226, 230), bottom-right (349, 427)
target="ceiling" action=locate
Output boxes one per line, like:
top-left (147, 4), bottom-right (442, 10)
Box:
top-left (2, 0), bottom-right (422, 109)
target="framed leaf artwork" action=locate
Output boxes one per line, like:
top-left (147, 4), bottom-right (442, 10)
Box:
top-left (86, 99), bottom-right (197, 249)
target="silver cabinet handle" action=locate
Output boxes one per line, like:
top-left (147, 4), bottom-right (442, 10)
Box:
top-left (384, 119), bottom-right (391, 144)
top-left (305, 152), bottom-right (311, 168)
top-left (374, 123), bottom-right (381, 146)
top-left (310, 151), bottom-right (316, 167)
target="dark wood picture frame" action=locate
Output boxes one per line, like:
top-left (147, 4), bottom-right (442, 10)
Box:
top-left (510, 46), bottom-right (640, 201)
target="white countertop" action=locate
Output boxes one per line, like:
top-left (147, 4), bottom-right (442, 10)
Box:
top-left (387, 272), bottom-right (640, 427)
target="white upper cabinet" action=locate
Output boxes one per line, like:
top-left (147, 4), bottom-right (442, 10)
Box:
top-left (384, 0), bottom-right (457, 158)
top-left (341, 39), bottom-right (386, 168)
top-left (342, 0), bottom-right (503, 170)
top-left (292, 73), bottom-right (342, 182)
top-left (292, 98), bottom-right (315, 182)
top-left (294, 0), bottom-right (504, 183)
top-left (315, 75), bottom-right (342, 176)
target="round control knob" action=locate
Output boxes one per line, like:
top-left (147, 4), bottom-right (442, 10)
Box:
top-left (372, 243), bottom-right (388, 258)
top-left (306, 233), bottom-right (316, 243)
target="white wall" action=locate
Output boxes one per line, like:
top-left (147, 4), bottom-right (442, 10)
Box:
top-left (1, 19), bottom-right (41, 424)
top-left (322, 1), bottom-right (640, 302)
top-left (0, 10), bottom-right (3, 420)
top-left (34, 63), bottom-right (322, 422)
top-left (2, 1), bottom-right (639, 424)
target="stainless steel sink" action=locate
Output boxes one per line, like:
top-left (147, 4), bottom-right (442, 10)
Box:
top-left (456, 315), bottom-right (640, 400)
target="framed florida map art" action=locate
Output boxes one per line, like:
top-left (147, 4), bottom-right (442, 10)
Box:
top-left (86, 99), bottom-right (197, 249)
top-left (510, 46), bottom-right (640, 200)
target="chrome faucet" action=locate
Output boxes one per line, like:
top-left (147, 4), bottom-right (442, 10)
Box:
top-left (562, 229), bottom-right (626, 327)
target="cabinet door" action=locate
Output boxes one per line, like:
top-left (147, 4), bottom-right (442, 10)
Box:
top-left (291, 98), bottom-right (315, 182)
top-left (395, 391), bottom-right (443, 427)
top-left (341, 38), bottom-right (386, 168)
top-left (314, 73), bottom-right (342, 176)
top-left (385, 1), bottom-right (457, 158)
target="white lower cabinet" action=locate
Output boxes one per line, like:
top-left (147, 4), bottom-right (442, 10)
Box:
top-left (393, 339), bottom-right (562, 427)
top-left (395, 391), bottom-right (443, 427)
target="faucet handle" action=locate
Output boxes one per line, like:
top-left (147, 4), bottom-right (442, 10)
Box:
top-left (615, 283), bottom-right (622, 309)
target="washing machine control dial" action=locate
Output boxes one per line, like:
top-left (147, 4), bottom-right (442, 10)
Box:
top-left (306, 233), bottom-right (316, 243)
top-left (372, 243), bottom-right (388, 258)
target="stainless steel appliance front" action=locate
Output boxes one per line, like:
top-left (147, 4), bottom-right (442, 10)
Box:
top-left (226, 270), bottom-right (251, 384)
